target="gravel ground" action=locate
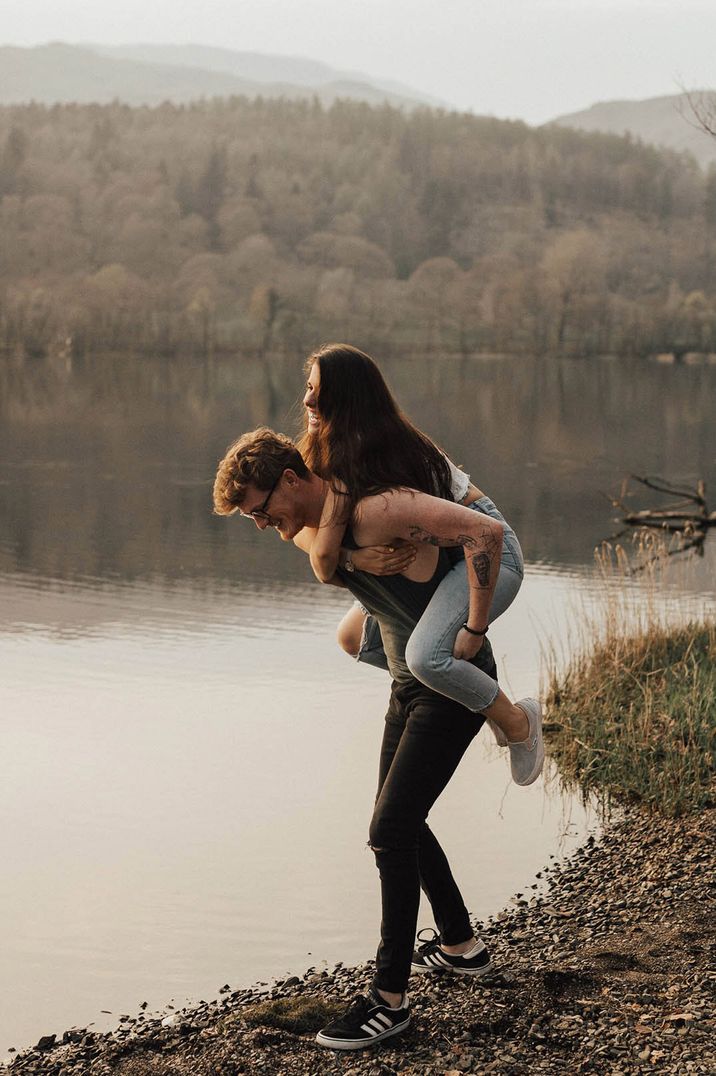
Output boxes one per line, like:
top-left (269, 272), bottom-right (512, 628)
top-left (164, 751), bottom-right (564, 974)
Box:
top-left (6, 806), bottom-right (714, 1076)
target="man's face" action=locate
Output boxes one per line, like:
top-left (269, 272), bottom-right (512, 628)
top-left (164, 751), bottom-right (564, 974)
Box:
top-left (238, 471), bottom-right (306, 541)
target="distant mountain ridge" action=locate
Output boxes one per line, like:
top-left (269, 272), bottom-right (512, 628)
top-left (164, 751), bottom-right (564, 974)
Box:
top-left (90, 43), bottom-right (448, 107)
top-left (550, 92), bottom-right (716, 168)
top-left (0, 42), bottom-right (449, 111)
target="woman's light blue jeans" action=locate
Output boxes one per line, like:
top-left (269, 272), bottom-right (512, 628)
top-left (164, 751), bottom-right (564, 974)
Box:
top-left (358, 496), bottom-right (524, 713)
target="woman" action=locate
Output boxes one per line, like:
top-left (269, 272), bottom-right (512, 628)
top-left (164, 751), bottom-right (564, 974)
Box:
top-left (296, 342), bottom-right (542, 785)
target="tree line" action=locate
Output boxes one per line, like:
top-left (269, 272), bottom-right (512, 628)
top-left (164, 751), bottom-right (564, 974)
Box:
top-left (1, 95), bottom-right (715, 358)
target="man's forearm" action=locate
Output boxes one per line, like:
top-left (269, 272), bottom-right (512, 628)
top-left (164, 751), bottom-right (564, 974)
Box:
top-left (309, 485), bottom-right (350, 583)
top-left (293, 528), bottom-right (346, 587)
top-left (324, 572), bottom-right (347, 588)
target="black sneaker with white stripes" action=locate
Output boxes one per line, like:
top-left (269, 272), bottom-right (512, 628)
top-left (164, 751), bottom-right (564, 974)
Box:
top-left (315, 988), bottom-right (410, 1050)
top-left (411, 928), bottom-right (492, 976)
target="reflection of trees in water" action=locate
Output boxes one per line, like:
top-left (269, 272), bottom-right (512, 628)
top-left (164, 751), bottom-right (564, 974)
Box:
top-left (258, 351), bottom-right (282, 425)
top-left (1, 351), bottom-right (715, 584)
top-left (0, 348), bottom-right (298, 426)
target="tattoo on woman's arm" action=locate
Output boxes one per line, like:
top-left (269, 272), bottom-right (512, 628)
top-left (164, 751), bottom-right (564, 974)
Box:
top-left (407, 526), bottom-right (476, 548)
top-left (407, 523), bottom-right (500, 589)
top-left (472, 552), bottom-right (491, 587)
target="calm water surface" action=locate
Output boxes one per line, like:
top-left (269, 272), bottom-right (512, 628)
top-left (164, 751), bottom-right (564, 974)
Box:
top-left (1, 351), bottom-right (715, 1053)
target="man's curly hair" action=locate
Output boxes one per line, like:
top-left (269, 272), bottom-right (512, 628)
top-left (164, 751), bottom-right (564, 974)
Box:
top-left (213, 427), bottom-right (309, 516)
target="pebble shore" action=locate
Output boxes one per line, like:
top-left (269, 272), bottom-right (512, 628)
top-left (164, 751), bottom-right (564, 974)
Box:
top-left (5, 806), bottom-right (714, 1076)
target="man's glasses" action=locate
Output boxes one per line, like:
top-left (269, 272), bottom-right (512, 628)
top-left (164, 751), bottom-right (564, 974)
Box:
top-left (245, 472), bottom-right (282, 523)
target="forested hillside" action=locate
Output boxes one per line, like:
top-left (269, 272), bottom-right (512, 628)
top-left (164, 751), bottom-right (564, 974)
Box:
top-left (1, 96), bottom-right (715, 358)
top-left (551, 92), bottom-right (716, 170)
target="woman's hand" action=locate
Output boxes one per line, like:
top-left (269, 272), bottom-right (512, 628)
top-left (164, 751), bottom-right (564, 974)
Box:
top-left (453, 627), bottom-right (485, 661)
top-left (351, 540), bottom-right (417, 576)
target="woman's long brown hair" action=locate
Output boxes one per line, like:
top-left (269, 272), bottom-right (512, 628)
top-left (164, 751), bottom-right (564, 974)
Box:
top-left (296, 343), bottom-right (453, 515)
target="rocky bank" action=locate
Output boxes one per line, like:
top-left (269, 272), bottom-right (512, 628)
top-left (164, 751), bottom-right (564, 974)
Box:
top-left (5, 807), bottom-right (714, 1076)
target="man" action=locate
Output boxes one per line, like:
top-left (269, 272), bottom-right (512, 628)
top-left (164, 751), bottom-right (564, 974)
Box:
top-left (213, 427), bottom-right (542, 1051)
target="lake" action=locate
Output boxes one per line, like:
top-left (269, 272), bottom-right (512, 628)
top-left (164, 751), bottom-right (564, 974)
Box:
top-left (1, 349), bottom-right (714, 1054)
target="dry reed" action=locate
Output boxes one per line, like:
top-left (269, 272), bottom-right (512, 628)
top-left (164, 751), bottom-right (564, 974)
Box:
top-left (544, 531), bottom-right (716, 816)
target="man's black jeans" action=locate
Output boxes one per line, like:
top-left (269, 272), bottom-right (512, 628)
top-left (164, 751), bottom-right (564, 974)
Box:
top-left (369, 676), bottom-right (486, 993)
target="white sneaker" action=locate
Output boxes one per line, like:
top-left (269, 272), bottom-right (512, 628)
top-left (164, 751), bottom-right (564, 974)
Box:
top-left (508, 698), bottom-right (544, 785)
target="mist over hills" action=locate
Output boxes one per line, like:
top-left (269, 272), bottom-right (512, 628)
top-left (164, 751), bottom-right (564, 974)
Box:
top-left (3, 42), bottom-right (715, 170)
top-left (90, 43), bottom-right (448, 107)
top-left (551, 93), bottom-right (716, 169)
top-left (0, 42), bottom-right (447, 110)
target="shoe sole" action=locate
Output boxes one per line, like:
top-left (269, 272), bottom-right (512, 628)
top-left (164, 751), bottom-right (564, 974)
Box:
top-left (315, 1014), bottom-right (410, 1050)
top-left (410, 958), bottom-right (492, 977)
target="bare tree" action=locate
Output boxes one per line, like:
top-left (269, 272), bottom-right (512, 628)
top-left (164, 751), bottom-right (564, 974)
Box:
top-left (679, 87), bottom-right (716, 138)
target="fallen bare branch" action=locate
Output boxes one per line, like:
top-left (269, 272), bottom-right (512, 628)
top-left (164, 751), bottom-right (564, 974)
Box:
top-left (602, 474), bottom-right (712, 572)
top-left (630, 474), bottom-right (706, 507)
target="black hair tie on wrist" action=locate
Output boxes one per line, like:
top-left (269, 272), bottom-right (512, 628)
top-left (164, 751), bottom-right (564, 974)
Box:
top-left (462, 622), bottom-right (488, 636)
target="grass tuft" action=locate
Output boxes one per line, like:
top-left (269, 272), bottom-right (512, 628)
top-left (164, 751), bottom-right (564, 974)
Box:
top-left (241, 996), bottom-right (339, 1033)
top-left (545, 534), bottom-right (716, 816)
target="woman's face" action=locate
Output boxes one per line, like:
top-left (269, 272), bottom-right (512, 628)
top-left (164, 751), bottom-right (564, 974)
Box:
top-left (303, 362), bottom-right (321, 431)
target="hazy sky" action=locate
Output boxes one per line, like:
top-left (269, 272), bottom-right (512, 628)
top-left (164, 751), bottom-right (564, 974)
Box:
top-left (3, 0), bottom-right (715, 123)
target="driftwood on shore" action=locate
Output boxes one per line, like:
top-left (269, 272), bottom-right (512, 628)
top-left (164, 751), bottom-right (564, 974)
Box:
top-left (606, 475), bottom-right (714, 560)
